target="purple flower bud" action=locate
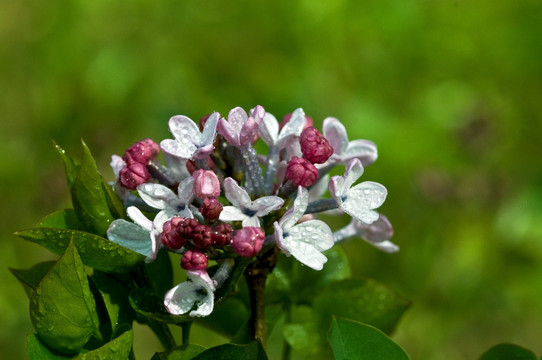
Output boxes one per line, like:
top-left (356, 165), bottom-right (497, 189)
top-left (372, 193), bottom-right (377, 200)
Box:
top-left (212, 223), bottom-right (232, 246)
top-left (119, 163), bottom-right (151, 190)
top-left (286, 156), bottom-right (319, 187)
top-left (193, 170), bottom-right (221, 198)
top-left (161, 217), bottom-right (186, 250)
top-left (232, 227), bottom-right (265, 258)
top-left (177, 218), bottom-right (199, 239)
top-left (191, 224), bottom-right (214, 249)
top-left (123, 138), bottom-right (160, 165)
top-left (200, 197), bottom-right (223, 220)
top-left (300, 127), bottom-right (334, 164)
top-left (181, 250), bottom-right (208, 270)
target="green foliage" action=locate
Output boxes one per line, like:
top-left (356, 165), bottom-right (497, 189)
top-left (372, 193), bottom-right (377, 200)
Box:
top-left (479, 344), bottom-right (538, 360)
top-left (328, 317), bottom-right (410, 360)
top-left (29, 240), bottom-right (100, 355)
top-left (152, 344), bottom-right (207, 360)
top-left (191, 342), bottom-right (268, 360)
top-left (10, 261), bottom-right (55, 298)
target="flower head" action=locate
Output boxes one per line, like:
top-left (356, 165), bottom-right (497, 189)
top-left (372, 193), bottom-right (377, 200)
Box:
top-left (164, 270), bottom-right (216, 317)
top-left (219, 178), bottom-right (284, 227)
top-left (218, 106), bottom-right (264, 147)
top-left (274, 187), bottom-right (334, 270)
top-left (160, 112), bottom-right (219, 160)
top-left (329, 159), bottom-right (387, 224)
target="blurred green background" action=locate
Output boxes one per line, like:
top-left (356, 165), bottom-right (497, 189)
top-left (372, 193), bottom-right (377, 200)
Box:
top-left (2, 1), bottom-right (542, 359)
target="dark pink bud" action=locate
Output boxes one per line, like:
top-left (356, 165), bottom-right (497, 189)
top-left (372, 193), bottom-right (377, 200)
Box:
top-left (232, 227), bottom-right (265, 258)
top-left (191, 224), bottom-right (214, 249)
top-left (300, 126), bottom-right (334, 164)
top-left (280, 113), bottom-right (313, 130)
top-left (193, 170), bottom-right (221, 198)
top-left (212, 223), bottom-right (232, 246)
top-left (181, 250), bottom-right (208, 270)
top-left (119, 163), bottom-right (151, 190)
top-left (200, 197), bottom-right (223, 220)
top-left (286, 156), bottom-right (319, 187)
top-left (161, 217), bottom-right (186, 250)
top-left (123, 138), bottom-right (160, 165)
top-left (177, 218), bottom-right (199, 239)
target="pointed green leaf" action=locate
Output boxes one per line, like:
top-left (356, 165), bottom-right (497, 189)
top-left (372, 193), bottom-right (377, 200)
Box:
top-left (30, 240), bottom-right (100, 355)
top-left (55, 142), bottom-right (81, 190)
top-left (151, 344), bottom-right (207, 360)
top-left (213, 258), bottom-right (252, 304)
top-left (282, 306), bottom-right (322, 356)
top-left (328, 317), bottom-right (410, 360)
top-left (15, 227), bottom-right (145, 273)
top-left (129, 288), bottom-right (191, 325)
top-left (10, 261), bottom-right (55, 298)
top-left (479, 343), bottom-right (537, 360)
top-left (26, 334), bottom-right (73, 359)
top-left (313, 278), bottom-right (410, 335)
top-left (102, 180), bottom-right (127, 220)
top-left (191, 341), bottom-right (267, 360)
top-left (78, 329), bottom-right (133, 360)
top-left (37, 209), bottom-right (82, 230)
top-left (144, 250), bottom-right (174, 296)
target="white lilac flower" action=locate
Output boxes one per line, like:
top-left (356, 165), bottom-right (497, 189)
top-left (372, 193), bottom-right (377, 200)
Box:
top-left (164, 270), bottom-right (216, 317)
top-left (106, 206), bottom-right (163, 262)
top-left (274, 187), bottom-right (334, 270)
top-left (334, 215), bottom-right (398, 253)
top-left (259, 108), bottom-right (306, 147)
top-left (160, 112), bottom-right (219, 160)
top-left (137, 177), bottom-right (195, 225)
top-left (329, 159), bottom-right (387, 225)
top-left (322, 117), bottom-right (378, 167)
top-left (219, 177), bottom-right (284, 227)
top-left (217, 106), bottom-right (264, 147)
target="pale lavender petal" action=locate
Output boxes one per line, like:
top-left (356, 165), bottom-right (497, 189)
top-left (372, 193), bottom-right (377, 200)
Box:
top-left (328, 175), bottom-right (345, 204)
top-left (137, 183), bottom-right (178, 210)
top-left (217, 117), bottom-right (240, 147)
top-left (283, 136), bottom-right (302, 162)
top-left (259, 113), bottom-right (279, 145)
top-left (107, 219), bottom-right (153, 258)
top-left (277, 108), bottom-right (305, 145)
top-left (163, 152), bottom-right (190, 181)
top-left (110, 155), bottom-right (125, 179)
top-left (227, 107), bottom-right (248, 131)
top-left (343, 159), bottom-right (365, 191)
top-left (342, 139), bottom-right (378, 166)
top-left (241, 216), bottom-right (261, 228)
top-left (252, 196), bottom-right (284, 216)
top-left (223, 177), bottom-right (251, 208)
top-left (279, 187), bottom-right (309, 230)
top-left (160, 138), bottom-right (196, 159)
top-left (353, 215), bottom-right (394, 243)
top-left (323, 117), bottom-right (348, 155)
top-left (169, 115), bottom-right (201, 142)
top-left (164, 270), bottom-right (216, 317)
top-left (250, 105), bottom-right (265, 124)
top-left (200, 112), bottom-right (219, 146)
top-left (219, 206), bottom-right (247, 222)
top-left (239, 117), bottom-right (258, 146)
top-left (127, 206), bottom-right (153, 232)
top-left (294, 220), bottom-right (334, 252)
top-left (371, 240), bottom-right (399, 253)
top-left (177, 177), bottom-right (195, 204)
top-left (341, 181), bottom-right (387, 224)
top-left (308, 174), bottom-right (330, 202)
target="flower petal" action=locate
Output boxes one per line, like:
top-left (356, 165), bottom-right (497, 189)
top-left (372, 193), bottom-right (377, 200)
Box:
top-left (169, 115), bottom-right (201, 144)
top-left (343, 159), bottom-right (365, 191)
top-left (199, 112), bottom-right (219, 147)
top-left (138, 183), bottom-right (178, 210)
top-left (371, 240), bottom-right (399, 253)
top-left (341, 181), bottom-right (387, 224)
top-left (177, 177), bottom-right (195, 204)
top-left (241, 216), bottom-right (261, 228)
top-left (219, 206), bottom-right (247, 222)
top-left (259, 113), bottom-right (279, 145)
top-left (278, 108), bottom-right (306, 145)
top-left (160, 138), bottom-right (197, 159)
top-left (217, 117), bottom-right (240, 146)
top-left (110, 155), bottom-right (125, 179)
top-left (279, 186), bottom-right (309, 230)
top-left (223, 177), bottom-right (251, 208)
top-left (323, 117), bottom-right (348, 155)
top-left (163, 153), bottom-right (190, 181)
top-left (227, 107), bottom-right (248, 132)
top-left (308, 174), bottom-right (330, 201)
top-left (127, 206), bottom-right (154, 231)
top-left (164, 281), bottom-right (198, 315)
top-left (252, 196), bottom-right (284, 216)
top-left (106, 219), bottom-right (154, 258)
top-left (352, 215), bottom-right (394, 243)
top-left (342, 139), bottom-right (378, 167)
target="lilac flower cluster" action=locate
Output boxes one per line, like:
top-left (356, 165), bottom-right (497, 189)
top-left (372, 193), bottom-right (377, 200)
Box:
top-left (106, 106), bottom-right (397, 317)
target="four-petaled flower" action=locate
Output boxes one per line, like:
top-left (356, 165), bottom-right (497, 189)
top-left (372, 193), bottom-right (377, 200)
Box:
top-left (217, 106), bottom-right (264, 147)
top-left (329, 159), bottom-right (387, 224)
top-left (274, 187), bottom-right (334, 270)
top-left (322, 117), bottom-right (378, 167)
top-left (137, 177), bottom-right (195, 225)
top-left (164, 270), bottom-right (216, 317)
top-left (160, 112), bottom-right (219, 159)
top-left (219, 177), bottom-right (284, 227)
top-left (106, 206), bottom-right (164, 262)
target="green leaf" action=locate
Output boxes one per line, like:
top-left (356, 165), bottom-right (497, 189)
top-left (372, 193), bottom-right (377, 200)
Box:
top-left (230, 303), bottom-right (283, 344)
top-left (129, 288), bottom-right (191, 325)
top-left (70, 140), bottom-right (117, 236)
top-left (282, 306), bottom-right (322, 356)
top-left (77, 329), bottom-right (133, 360)
top-left (37, 209), bottom-right (82, 230)
top-left (91, 271), bottom-right (134, 336)
top-left (55, 142), bottom-right (81, 190)
top-left (144, 250), bottom-right (174, 296)
top-left (30, 240), bottom-right (100, 355)
top-left (151, 344), bottom-right (207, 360)
top-left (479, 343), bottom-right (537, 360)
top-left (328, 317), bottom-right (410, 360)
top-left (15, 227), bottom-right (145, 273)
top-left (197, 297), bottom-right (249, 339)
top-left (313, 278), bottom-right (410, 335)
top-left (26, 334), bottom-right (73, 360)
top-left (191, 341), bottom-right (268, 360)
top-left (213, 258), bottom-right (252, 304)
top-left (266, 247), bottom-right (351, 304)
top-left (101, 180), bottom-right (127, 220)
top-left (10, 261), bottom-right (55, 298)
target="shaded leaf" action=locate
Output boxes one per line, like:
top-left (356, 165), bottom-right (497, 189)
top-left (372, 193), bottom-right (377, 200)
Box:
top-left (26, 334), bottom-right (73, 360)
top-left (15, 227), bottom-right (145, 273)
top-left (151, 344), bottom-right (207, 360)
top-left (192, 341), bottom-right (268, 360)
top-left (197, 297), bottom-right (249, 339)
top-left (213, 258), bottom-right (252, 304)
top-left (55, 142), bottom-right (81, 190)
top-left (144, 250), bottom-right (174, 296)
top-left (30, 240), bottom-right (100, 355)
top-left (230, 303), bottom-right (283, 344)
top-left (479, 343), bottom-right (537, 360)
top-left (328, 317), bottom-right (410, 360)
top-left (37, 209), bottom-right (82, 230)
top-left (129, 288), bottom-right (191, 325)
top-left (78, 329), bottom-right (133, 360)
top-left (10, 261), bottom-right (55, 298)
top-left (282, 306), bottom-right (322, 356)
top-left (313, 278), bottom-right (410, 335)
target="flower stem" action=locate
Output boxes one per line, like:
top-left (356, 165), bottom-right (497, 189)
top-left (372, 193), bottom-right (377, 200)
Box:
top-left (305, 198), bottom-right (338, 214)
top-left (181, 322), bottom-right (192, 346)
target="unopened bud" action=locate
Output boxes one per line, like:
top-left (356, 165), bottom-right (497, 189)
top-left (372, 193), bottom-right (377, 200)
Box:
top-left (181, 250), bottom-right (208, 270)
top-left (200, 197), bottom-right (223, 220)
top-left (119, 163), bottom-right (151, 190)
top-left (232, 227), bottom-right (265, 258)
top-left (193, 170), bottom-right (221, 198)
top-left (212, 223), bottom-right (232, 246)
top-left (123, 138), bottom-right (160, 165)
top-left (300, 127), bottom-right (333, 164)
top-left (161, 217), bottom-right (186, 250)
top-left (191, 224), bottom-right (213, 249)
top-left (286, 156), bottom-right (319, 187)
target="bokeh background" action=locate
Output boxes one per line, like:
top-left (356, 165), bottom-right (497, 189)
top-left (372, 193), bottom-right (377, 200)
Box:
top-left (2, 1), bottom-right (542, 359)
